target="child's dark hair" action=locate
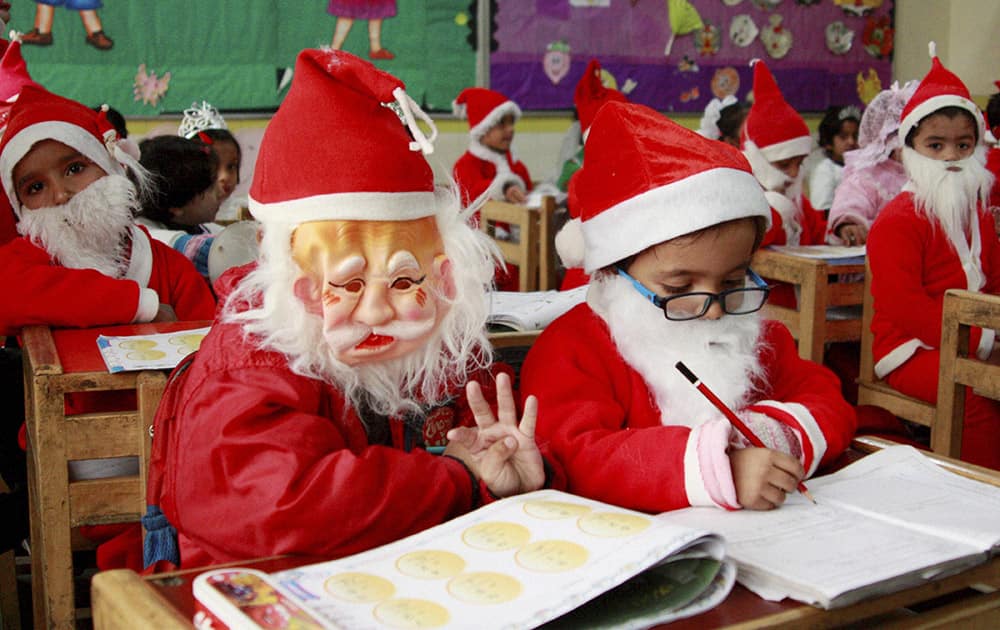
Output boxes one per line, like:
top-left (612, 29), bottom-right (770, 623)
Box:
top-left (190, 128), bottom-right (242, 178)
top-left (818, 105), bottom-right (861, 148)
top-left (94, 105), bottom-right (129, 139)
top-left (905, 106), bottom-right (978, 147)
top-left (986, 92), bottom-right (1000, 134)
top-left (138, 135), bottom-right (218, 229)
top-left (717, 102), bottom-right (750, 145)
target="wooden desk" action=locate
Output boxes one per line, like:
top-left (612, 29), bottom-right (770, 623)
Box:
top-left (89, 437), bottom-right (1000, 629)
top-left (22, 321), bottom-right (210, 630)
top-left (752, 248), bottom-right (865, 363)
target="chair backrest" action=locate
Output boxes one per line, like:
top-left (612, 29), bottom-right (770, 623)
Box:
top-left (479, 197), bottom-right (557, 292)
top-left (856, 260), bottom-right (937, 428)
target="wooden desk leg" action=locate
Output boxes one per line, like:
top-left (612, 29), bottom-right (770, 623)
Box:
top-left (91, 570), bottom-right (192, 630)
top-left (798, 264), bottom-right (821, 363)
top-left (26, 378), bottom-right (76, 630)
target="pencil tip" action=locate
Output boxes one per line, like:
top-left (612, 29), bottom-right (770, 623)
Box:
top-left (802, 489), bottom-right (817, 504)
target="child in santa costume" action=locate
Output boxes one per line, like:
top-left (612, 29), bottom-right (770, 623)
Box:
top-left (741, 59), bottom-right (825, 249)
top-left (554, 58), bottom-right (627, 291)
top-left (452, 87), bottom-right (532, 207)
top-left (145, 49), bottom-right (559, 570)
top-left (867, 45), bottom-right (1000, 470)
top-left (521, 101), bottom-right (855, 514)
top-left (827, 80), bottom-right (919, 246)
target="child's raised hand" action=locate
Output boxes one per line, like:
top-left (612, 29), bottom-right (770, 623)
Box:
top-left (504, 185), bottom-right (528, 205)
top-left (444, 372), bottom-right (545, 498)
top-left (729, 447), bottom-right (804, 510)
top-left (835, 221), bottom-right (868, 246)
top-left (154, 304), bottom-right (178, 323)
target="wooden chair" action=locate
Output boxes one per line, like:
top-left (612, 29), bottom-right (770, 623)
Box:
top-left (0, 475), bottom-right (21, 630)
top-left (935, 289), bottom-right (1000, 459)
top-left (856, 261), bottom-right (938, 441)
top-left (21, 325), bottom-right (169, 629)
top-left (479, 197), bottom-right (557, 292)
top-left (752, 248), bottom-right (866, 363)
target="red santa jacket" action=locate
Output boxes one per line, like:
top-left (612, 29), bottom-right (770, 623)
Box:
top-left (760, 195), bottom-right (828, 309)
top-left (452, 143), bottom-right (533, 208)
top-left (1, 224), bottom-right (215, 336)
top-left (867, 192), bottom-right (1000, 378)
top-left (987, 147), bottom-right (1000, 210)
top-left (520, 304), bottom-right (855, 515)
top-left (152, 264), bottom-right (559, 568)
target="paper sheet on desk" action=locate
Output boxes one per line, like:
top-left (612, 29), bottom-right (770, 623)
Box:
top-left (768, 244), bottom-right (865, 265)
top-left (487, 286), bottom-right (587, 331)
top-left (96, 326), bottom-right (210, 373)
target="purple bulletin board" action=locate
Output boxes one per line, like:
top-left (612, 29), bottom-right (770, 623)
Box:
top-left (490, 0), bottom-right (894, 114)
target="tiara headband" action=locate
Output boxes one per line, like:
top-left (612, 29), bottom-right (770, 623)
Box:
top-left (838, 105), bottom-right (862, 122)
top-left (178, 100), bottom-right (228, 139)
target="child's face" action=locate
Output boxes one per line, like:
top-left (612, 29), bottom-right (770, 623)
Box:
top-left (828, 120), bottom-right (859, 164)
top-left (172, 187), bottom-right (221, 226)
top-left (771, 155), bottom-right (805, 181)
top-left (480, 115), bottom-right (516, 153)
top-left (12, 139), bottom-right (107, 211)
top-left (625, 218), bottom-right (758, 321)
top-left (911, 113), bottom-right (976, 162)
top-left (212, 140), bottom-right (240, 201)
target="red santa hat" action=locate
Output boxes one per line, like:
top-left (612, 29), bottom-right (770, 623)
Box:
top-left (249, 49), bottom-right (438, 225)
top-left (572, 102), bottom-right (769, 273)
top-left (740, 59), bottom-right (812, 162)
top-left (452, 87), bottom-right (521, 139)
top-left (0, 85), bottom-right (127, 217)
top-left (574, 59), bottom-right (627, 140)
top-left (0, 38), bottom-right (39, 105)
top-left (899, 42), bottom-right (984, 145)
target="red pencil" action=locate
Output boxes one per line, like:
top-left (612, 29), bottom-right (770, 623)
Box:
top-left (675, 361), bottom-right (815, 504)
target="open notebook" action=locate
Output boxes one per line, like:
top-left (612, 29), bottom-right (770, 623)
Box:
top-left (662, 445), bottom-right (1000, 609)
top-left (487, 286), bottom-right (588, 332)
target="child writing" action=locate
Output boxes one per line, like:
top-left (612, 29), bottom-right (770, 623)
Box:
top-left (867, 46), bottom-right (1000, 470)
top-left (827, 81), bottom-right (918, 246)
top-left (136, 135), bottom-right (222, 280)
top-left (178, 101), bottom-right (244, 221)
top-left (808, 105), bottom-right (860, 214)
top-left (521, 101), bottom-right (856, 513)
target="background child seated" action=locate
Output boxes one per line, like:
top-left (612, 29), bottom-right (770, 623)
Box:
top-left (808, 105), bottom-right (860, 214)
top-left (827, 81), bottom-right (918, 246)
top-left (867, 47), bottom-right (1000, 470)
top-left (137, 135), bottom-right (222, 280)
top-left (522, 101), bottom-right (855, 514)
top-left (179, 101), bottom-right (245, 221)
top-left (697, 94), bottom-right (749, 148)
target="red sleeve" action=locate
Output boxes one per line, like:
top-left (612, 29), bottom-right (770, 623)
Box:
top-left (800, 196), bottom-right (829, 245)
top-left (761, 207), bottom-right (786, 247)
top-left (512, 160), bottom-right (533, 192)
top-left (453, 153), bottom-right (492, 207)
top-left (167, 363), bottom-right (486, 562)
top-left (981, 209), bottom-right (1000, 295)
top-left (0, 238), bottom-right (144, 336)
top-left (147, 236), bottom-right (217, 320)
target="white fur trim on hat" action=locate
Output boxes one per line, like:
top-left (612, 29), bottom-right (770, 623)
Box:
top-left (554, 217), bottom-right (585, 268)
top-left (757, 134), bottom-right (813, 162)
top-left (581, 167), bottom-right (769, 273)
top-left (468, 101), bottom-right (522, 139)
top-left (1, 120), bottom-right (124, 215)
top-left (249, 190), bottom-right (438, 225)
top-left (899, 94), bottom-right (985, 147)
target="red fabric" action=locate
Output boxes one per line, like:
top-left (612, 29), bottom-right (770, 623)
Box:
top-left (249, 50), bottom-right (434, 207)
top-left (454, 87), bottom-right (514, 130)
top-left (0, 194), bottom-right (14, 245)
top-left (152, 264), bottom-right (558, 567)
top-left (899, 56), bottom-right (979, 136)
top-left (867, 193), bottom-right (1000, 370)
top-left (452, 150), bottom-right (533, 208)
top-left (520, 304), bottom-right (856, 514)
top-left (559, 267), bottom-right (590, 291)
top-left (574, 59), bottom-right (627, 133)
top-left (885, 348), bottom-right (1000, 469)
top-left (760, 196), bottom-right (828, 309)
top-left (986, 147), bottom-right (1000, 209)
top-left (0, 39), bottom-right (40, 102)
top-left (740, 59), bottom-right (810, 152)
top-left (0, 227), bottom-right (215, 337)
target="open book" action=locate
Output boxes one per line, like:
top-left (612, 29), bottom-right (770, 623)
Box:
top-left (487, 286), bottom-right (588, 332)
top-left (193, 490), bottom-right (735, 629)
top-left (767, 244), bottom-right (866, 265)
top-left (663, 445), bottom-right (1000, 609)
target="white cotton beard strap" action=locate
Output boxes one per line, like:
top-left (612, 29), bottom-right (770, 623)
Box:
top-left (392, 87), bottom-right (437, 155)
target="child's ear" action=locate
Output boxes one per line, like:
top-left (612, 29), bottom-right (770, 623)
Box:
top-left (433, 254), bottom-right (456, 300)
top-left (168, 206), bottom-right (184, 221)
top-left (293, 275), bottom-right (324, 315)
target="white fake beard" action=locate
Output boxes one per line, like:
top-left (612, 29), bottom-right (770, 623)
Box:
top-left (903, 146), bottom-right (993, 247)
top-left (225, 192), bottom-right (500, 419)
top-left (589, 272), bottom-right (766, 428)
top-left (17, 174), bottom-right (137, 278)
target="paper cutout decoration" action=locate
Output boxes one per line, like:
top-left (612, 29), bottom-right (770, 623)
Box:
top-left (680, 86), bottom-right (700, 103)
top-left (543, 40), bottom-right (571, 85)
top-left (834, 0), bottom-right (883, 17)
top-left (133, 63), bottom-right (171, 107)
top-left (862, 16), bottom-right (893, 59)
top-left (760, 14), bottom-right (792, 59)
top-left (678, 55), bottom-right (699, 73)
top-left (825, 21), bottom-right (854, 55)
top-left (723, 0), bottom-right (744, 6)
top-left (664, 0), bottom-right (704, 57)
top-left (752, 0), bottom-right (783, 9)
top-left (729, 14), bottom-right (758, 48)
top-left (856, 68), bottom-right (882, 105)
top-left (696, 23), bottom-right (721, 56)
top-left (711, 67), bottom-right (740, 99)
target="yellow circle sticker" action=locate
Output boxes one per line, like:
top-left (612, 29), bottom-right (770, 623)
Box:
top-left (396, 550), bottom-right (466, 580)
top-left (447, 571), bottom-right (522, 605)
top-left (461, 521), bottom-right (531, 551)
top-left (373, 598), bottom-right (450, 629)
top-left (577, 511), bottom-right (652, 537)
top-left (522, 500), bottom-right (592, 520)
top-left (118, 339), bottom-right (157, 350)
top-left (324, 572), bottom-right (395, 603)
top-left (126, 349), bottom-right (166, 361)
top-left (514, 540), bottom-right (588, 573)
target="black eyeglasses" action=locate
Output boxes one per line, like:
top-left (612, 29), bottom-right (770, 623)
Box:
top-left (617, 268), bottom-right (772, 321)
